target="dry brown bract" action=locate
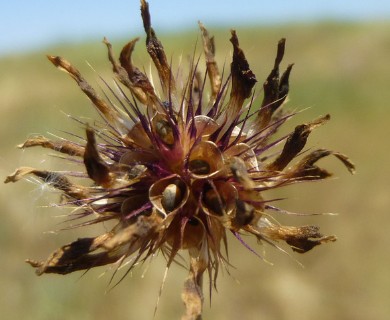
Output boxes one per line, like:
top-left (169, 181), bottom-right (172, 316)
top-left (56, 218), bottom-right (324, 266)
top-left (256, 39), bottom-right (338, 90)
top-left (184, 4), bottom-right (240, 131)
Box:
top-left (5, 1), bottom-right (355, 319)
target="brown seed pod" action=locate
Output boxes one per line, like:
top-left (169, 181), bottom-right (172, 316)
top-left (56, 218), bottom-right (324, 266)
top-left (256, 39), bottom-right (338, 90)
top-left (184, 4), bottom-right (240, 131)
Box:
top-left (149, 175), bottom-right (188, 217)
top-left (201, 181), bottom-right (237, 218)
top-left (188, 141), bottom-right (224, 178)
top-left (192, 115), bottom-right (219, 139)
top-left (188, 159), bottom-right (211, 175)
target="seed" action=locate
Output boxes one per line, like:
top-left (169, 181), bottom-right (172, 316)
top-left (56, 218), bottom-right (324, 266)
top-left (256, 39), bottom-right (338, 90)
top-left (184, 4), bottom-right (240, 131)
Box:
top-left (189, 159), bottom-right (211, 175)
top-left (129, 164), bottom-right (147, 178)
top-left (235, 199), bottom-right (255, 226)
top-left (203, 189), bottom-right (225, 216)
top-left (230, 156), bottom-right (254, 189)
top-left (155, 119), bottom-right (174, 145)
top-left (188, 218), bottom-right (199, 226)
top-left (162, 183), bottom-right (182, 213)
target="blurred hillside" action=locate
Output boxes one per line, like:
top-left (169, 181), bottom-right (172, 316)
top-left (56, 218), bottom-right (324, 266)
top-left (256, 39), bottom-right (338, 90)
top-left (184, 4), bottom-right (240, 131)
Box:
top-left (1, 21), bottom-right (390, 320)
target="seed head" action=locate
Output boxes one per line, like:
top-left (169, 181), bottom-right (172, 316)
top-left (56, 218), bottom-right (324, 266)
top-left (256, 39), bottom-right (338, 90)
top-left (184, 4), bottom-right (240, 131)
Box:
top-left (5, 0), bottom-right (355, 317)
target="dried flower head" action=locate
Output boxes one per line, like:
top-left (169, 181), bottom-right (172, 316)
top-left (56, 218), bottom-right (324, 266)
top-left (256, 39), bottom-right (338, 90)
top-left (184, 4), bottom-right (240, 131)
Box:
top-left (5, 0), bottom-right (354, 318)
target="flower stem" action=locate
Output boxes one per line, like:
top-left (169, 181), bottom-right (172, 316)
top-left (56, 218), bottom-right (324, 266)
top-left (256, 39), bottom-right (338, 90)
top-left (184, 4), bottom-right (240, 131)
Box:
top-left (181, 251), bottom-right (206, 320)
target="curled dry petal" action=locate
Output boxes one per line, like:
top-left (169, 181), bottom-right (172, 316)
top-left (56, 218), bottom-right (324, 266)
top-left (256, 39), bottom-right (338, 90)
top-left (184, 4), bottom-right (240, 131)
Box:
top-left (119, 149), bottom-right (156, 177)
top-left (192, 115), bottom-right (219, 139)
top-left (123, 121), bottom-right (153, 149)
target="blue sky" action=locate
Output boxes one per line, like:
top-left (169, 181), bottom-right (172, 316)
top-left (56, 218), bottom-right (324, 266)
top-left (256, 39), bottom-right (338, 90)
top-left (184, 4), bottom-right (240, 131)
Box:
top-left (1, 0), bottom-right (390, 56)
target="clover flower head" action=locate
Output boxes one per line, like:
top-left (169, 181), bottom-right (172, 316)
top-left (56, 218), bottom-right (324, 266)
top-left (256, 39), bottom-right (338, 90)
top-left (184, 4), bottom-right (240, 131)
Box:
top-left (5, 0), bottom-right (354, 317)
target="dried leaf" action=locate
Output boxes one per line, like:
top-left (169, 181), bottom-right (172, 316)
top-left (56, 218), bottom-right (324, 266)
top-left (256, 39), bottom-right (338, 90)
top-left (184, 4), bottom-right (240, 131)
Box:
top-left (287, 149), bottom-right (356, 180)
top-left (104, 37), bottom-right (159, 106)
top-left (333, 152), bottom-right (356, 174)
top-left (119, 39), bottom-right (157, 100)
top-left (199, 22), bottom-right (221, 101)
top-left (260, 224), bottom-right (337, 253)
top-left (257, 38), bottom-right (293, 129)
top-left (47, 55), bottom-right (128, 133)
top-left (18, 135), bottom-right (84, 157)
top-left (4, 167), bottom-right (88, 200)
top-left (227, 30), bottom-right (257, 122)
top-left (141, 0), bottom-right (175, 96)
top-left (26, 234), bottom-right (115, 275)
top-left (267, 114), bottom-right (330, 171)
top-left (26, 215), bottom-right (160, 275)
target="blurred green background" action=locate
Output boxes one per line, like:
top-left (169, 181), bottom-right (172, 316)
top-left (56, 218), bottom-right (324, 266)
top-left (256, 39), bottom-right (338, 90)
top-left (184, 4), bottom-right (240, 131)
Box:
top-left (1, 21), bottom-right (389, 320)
